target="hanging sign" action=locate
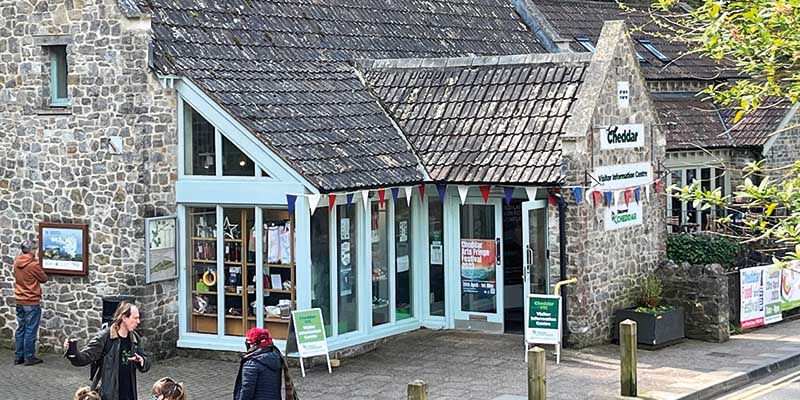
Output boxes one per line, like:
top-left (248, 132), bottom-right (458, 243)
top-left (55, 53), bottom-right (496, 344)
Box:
top-left (460, 239), bottom-right (497, 296)
top-left (525, 294), bottom-right (562, 364)
top-left (287, 308), bottom-right (332, 377)
top-left (594, 162), bottom-right (651, 231)
top-left (617, 81), bottom-right (630, 108)
top-left (606, 202), bottom-right (643, 231)
top-left (599, 123), bottom-right (645, 150)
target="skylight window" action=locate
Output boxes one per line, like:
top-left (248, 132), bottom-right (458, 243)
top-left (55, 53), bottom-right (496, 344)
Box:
top-left (575, 37), bottom-right (596, 53)
top-left (638, 39), bottom-right (670, 62)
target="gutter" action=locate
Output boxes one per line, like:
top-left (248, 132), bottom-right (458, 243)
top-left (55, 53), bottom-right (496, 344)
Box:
top-left (556, 188), bottom-right (570, 342)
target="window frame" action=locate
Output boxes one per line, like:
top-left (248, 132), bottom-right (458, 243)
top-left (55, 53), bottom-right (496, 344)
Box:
top-left (49, 45), bottom-right (70, 107)
top-left (575, 36), bottom-right (596, 53)
top-left (638, 39), bottom-right (670, 62)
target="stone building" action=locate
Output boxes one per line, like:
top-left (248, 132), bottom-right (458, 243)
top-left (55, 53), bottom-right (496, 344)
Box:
top-left (2, 0), bottom-right (667, 356)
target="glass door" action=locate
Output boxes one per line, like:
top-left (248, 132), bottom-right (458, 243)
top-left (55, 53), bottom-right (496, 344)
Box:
top-left (455, 197), bottom-right (504, 324)
top-left (522, 200), bottom-right (549, 301)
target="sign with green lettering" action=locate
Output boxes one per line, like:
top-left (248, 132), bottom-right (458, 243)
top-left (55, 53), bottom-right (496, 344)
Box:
top-left (526, 294), bottom-right (561, 344)
top-left (290, 308), bottom-right (332, 377)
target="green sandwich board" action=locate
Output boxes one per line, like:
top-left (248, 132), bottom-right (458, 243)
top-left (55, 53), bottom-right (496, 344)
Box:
top-left (525, 294), bottom-right (562, 363)
top-left (288, 308), bottom-right (331, 377)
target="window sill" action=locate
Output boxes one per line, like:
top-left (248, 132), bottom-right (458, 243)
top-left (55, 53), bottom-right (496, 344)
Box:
top-left (36, 107), bottom-right (72, 116)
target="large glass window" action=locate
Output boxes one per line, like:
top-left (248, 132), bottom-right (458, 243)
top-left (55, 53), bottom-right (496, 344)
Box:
top-left (311, 208), bottom-right (332, 337)
top-left (428, 198), bottom-right (445, 317)
top-left (371, 202), bottom-right (390, 326)
top-left (223, 136), bottom-right (255, 176)
top-left (337, 204), bottom-right (358, 334)
top-left (186, 108), bottom-right (216, 176)
top-left (668, 166), bottom-right (729, 232)
top-left (395, 201), bottom-right (413, 320)
top-left (189, 207), bottom-right (218, 334)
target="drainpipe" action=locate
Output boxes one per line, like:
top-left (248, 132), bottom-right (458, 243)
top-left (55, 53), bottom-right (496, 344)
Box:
top-left (557, 188), bottom-right (570, 342)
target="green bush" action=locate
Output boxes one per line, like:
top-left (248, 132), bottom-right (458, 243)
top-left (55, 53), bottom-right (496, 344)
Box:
top-left (666, 234), bottom-right (741, 267)
top-left (640, 275), bottom-right (663, 308)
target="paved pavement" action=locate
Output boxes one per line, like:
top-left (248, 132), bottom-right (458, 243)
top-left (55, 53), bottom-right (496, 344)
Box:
top-left (3, 319), bottom-right (800, 399)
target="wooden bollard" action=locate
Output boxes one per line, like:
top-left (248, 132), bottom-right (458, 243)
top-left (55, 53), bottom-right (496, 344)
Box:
top-left (620, 319), bottom-right (638, 397)
top-left (408, 379), bottom-right (428, 400)
top-left (528, 347), bottom-right (546, 400)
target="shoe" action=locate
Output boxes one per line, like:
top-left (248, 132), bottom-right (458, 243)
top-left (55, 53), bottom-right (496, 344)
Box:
top-left (23, 357), bottom-right (43, 366)
top-left (14, 359), bottom-right (23, 365)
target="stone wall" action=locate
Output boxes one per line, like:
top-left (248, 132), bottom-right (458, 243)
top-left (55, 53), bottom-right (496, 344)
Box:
top-left (656, 261), bottom-right (730, 342)
top-left (764, 109), bottom-right (800, 181)
top-left (560, 22), bottom-right (667, 347)
top-left (0, 0), bottom-right (180, 357)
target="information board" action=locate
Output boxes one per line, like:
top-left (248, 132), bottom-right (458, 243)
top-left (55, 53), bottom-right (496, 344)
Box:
top-left (525, 294), bottom-right (563, 363)
top-left (288, 308), bottom-right (332, 377)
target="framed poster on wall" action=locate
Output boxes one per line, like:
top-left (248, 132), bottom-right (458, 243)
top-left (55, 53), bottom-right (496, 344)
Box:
top-left (146, 216), bottom-right (178, 283)
top-left (38, 222), bottom-right (89, 276)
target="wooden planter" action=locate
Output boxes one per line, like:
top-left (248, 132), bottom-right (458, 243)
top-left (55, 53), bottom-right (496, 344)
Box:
top-left (612, 307), bottom-right (685, 350)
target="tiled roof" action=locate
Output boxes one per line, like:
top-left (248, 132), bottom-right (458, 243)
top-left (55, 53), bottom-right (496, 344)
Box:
top-left (361, 54), bottom-right (591, 184)
top-left (652, 94), bottom-right (731, 150)
top-left (147, 0), bottom-right (546, 191)
top-left (720, 100), bottom-right (792, 147)
top-left (530, 0), bottom-right (739, 81)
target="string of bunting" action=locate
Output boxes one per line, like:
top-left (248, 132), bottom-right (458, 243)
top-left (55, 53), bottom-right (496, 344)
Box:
top-left (283, 178), bottom-right (664, 216)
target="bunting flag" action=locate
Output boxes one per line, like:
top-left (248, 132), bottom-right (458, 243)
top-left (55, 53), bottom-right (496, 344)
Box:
top-left (480, 185), bottom-right (491, 203)
top-left (437, 183), bottom-right (447, 203)
top-left (573, 187), bottom-right (584, 205)
top-left (419, 184), bottom-right (426, 201)
top-left (604, 191), bottom-right (613, 206)
top-left (403, 186), bottom-right (412, 207)
top-left (624, 188), bottom-right (632, 207)
top-left (655, 179), bottom-right (662, 193)
top-left (613, 191), bottom-right (621, 208)
top-left (287, 194), bottom-right (297, 215)
top-left (328, 193), bottom-right (337, 209)
top-left (458, 186), bottom-right (469, 204)
top-left (308, 193), bottom-right (321, 215)
top-left (391, 187), bottom-right (399, 204)
top-left (346, 193), bottom-right (354, 208)
top-left (547, 189), bottom-right (557, 207)
top-left (634, 187), bottom-right (641, 204)
top-left (503, 187), bottom-right (514, 205)
top-left (645, 184), bottom-right (651, 199)
top-left (361, 190), bottom-right (370, 212)
top-left (378, 189), bottom-right (386, 208)
top-left (593, 190), bottom-right (602, 207)
top-left (525, 187), bottom-right (538, 201)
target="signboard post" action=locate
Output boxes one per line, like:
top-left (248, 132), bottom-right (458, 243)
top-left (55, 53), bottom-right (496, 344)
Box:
top-left (525, 294), bottom-right (562, 364)
top-left (288, 308), bottom-right (331, 377)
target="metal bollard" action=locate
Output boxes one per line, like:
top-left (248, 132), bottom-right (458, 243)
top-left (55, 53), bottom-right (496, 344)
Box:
top-left (620, 319), bottom-right (638, 397)
top-left (408, 379), bottom-right (428, 400)
top-left (528, 347), bottom-right (546, 400)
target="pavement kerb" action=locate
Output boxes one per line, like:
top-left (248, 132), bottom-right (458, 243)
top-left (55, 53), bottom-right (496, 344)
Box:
top-left (655, 350), bottom-right (800, 400)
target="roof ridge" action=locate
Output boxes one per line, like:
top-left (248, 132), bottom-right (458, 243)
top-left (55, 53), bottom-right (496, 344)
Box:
top-left (357, 52), bottom-right (593, 70)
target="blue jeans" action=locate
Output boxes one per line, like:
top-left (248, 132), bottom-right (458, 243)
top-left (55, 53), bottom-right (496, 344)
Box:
top-left (15, 304), bottom-right (41, 361)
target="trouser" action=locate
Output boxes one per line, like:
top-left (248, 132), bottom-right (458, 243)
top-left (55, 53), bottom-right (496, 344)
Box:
top-left (15, 304), bottom-right (42, 361)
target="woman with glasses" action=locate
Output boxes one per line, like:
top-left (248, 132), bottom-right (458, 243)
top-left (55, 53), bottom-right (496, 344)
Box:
top-left (151, 377), bottom-right (187, 400)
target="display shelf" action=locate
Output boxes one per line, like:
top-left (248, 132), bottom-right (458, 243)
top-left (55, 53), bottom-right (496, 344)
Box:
top-left (266, 263), bottom-right (293, 269)
top-left (192, 291), bottom-right (217, 295)
top-left (191, 237), bottom-right (217, 241)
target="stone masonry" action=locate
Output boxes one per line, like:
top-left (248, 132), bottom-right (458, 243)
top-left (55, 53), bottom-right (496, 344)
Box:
top-left (0, 0), bottom-right (180, 357)
top-left (560, 21), bottom-right (667, 347)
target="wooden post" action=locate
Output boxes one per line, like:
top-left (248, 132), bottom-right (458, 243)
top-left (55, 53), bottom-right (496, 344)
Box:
top-left (408, 380), bottom-right (428, 400)
top-left (528, 346), bottom-right (546, 400)
top-left (620, 319), bottom-right (638, 397)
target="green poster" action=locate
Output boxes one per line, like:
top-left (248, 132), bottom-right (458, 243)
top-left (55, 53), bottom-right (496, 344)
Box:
top-left (526, 295), bottom-right (560, 344)
top-left (292, 309), bottom-right (329, 356)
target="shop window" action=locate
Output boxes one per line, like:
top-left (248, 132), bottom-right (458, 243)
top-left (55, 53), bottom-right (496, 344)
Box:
top-left (337, 204), bottom-right (358, 334)
top-left (189, 207), bottom-right (218, 334)
top-left (220, 207), bottom-right (255, 337)
top-left (428, 198), bottom-right (445, 317)
top-left (667, 166), bottom-right (728, 232)
top-left (395, 201), bottom-right (413, 320)
top-left (311, 207), bottom-right (332, 337)
top-left (48, 45), bottom-right (69, 106)
top-left (223, 136), bottom-right (256, 176)
top-left (185, 108), bottom-right (216, 176)
top-left (371, 201), bottom-right (390, 326)
top-left (262, 208), bottom-right (294, 340)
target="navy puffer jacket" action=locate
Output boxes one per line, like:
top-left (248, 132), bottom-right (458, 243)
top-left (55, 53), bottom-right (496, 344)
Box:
top-left (234, 347), bottom-right (283, 400)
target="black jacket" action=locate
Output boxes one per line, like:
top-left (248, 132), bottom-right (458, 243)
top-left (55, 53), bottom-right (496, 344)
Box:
top-left (66, 325), bottom-right (151, 400)
top-left (234, 347), bottom-right (283, 400)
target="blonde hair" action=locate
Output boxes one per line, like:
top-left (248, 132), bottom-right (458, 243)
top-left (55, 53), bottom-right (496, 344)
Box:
top-left (111, 301), bottom-right (136, 331)
top-left (74, 386), bottom-right (101, 400)
top-left (153, 377), bottom-right (187, 400)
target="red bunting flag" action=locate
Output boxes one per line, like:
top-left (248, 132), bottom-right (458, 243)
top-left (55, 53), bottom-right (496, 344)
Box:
top-left (480, 185), bottom-right (491, 203)
top-left (593, 190), bottom-right (602, 207)
top-left (655, 179), bottom-right (662, 193)
top-left (624, 188), bottom-right (632, 207)
top-left (328, 193), bottom-right (337, 209)
top-left (547, 190), bottom-right (557, 207)
top-left (378, 189), bottom-right (386, 208)
top-left (419, 184), bottom-right (426, 201)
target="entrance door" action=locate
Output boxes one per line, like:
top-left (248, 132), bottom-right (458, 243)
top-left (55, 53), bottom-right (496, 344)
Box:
top-left (455, 197), bottom-right (504, 327)
top-left (522, 201), bottom-right (549, 302)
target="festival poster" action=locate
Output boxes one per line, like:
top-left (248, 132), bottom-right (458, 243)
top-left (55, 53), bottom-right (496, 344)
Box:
top-left (780, 262), bottom-right (800, 311)
top-left (764, 266), bottom-right (783, 324)
top-left (460, 239), bottom-right (497, 296)
top-left (740, 266), bottom-right (765, 329)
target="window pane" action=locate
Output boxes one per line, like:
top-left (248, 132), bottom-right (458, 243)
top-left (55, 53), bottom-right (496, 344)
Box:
top-left (263, 208), bottom-right (292, 340)
top-left (222, 136), bottom-right (255, 176)
top-left (189, 108), bottom-right (216, 176)
top-left (222, 207), bottom-right (249, 337)
top-left (715, 168), bottom-right (726, 219)
top-left (395, 201), bottom-right (412, 320)
top-left (670, 170), bottom-right (683, 231)
top-left (428, 198), bottom-right (445, 317)
top-left (337, 204), bottom-right (358, 334)
top-left (371, 202), bottom-right (390, 326)
top-left (311, 208), bottom-right (332, 337)
top-left (189, 207), bottom-right (217, 334)
top-left (53, 46), bottom-right (68, 100)
top-left (686, 169), bottom-right (698, 226)
top-left (460, 204), bottom-right (497, 313)
top-left (701, 168), bottom-right (711, 229)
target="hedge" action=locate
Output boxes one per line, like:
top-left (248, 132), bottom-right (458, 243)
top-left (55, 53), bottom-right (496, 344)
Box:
top-left (666, 234), bottom-right (741, 267)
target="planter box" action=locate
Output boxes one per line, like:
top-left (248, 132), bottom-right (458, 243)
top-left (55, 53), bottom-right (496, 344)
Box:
top-left (612, 307), bottom-right (685, 350)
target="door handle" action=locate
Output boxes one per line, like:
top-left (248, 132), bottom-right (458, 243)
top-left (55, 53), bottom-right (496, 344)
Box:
top-left (525, 246), bottom-right (533, 281)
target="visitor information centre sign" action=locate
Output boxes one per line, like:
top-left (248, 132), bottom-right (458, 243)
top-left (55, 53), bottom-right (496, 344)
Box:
top-left (526, 294), bottom-right (563, 364)
top-left (594, 162), bottom-right (651, 231)
top-left (289, 308), bottom-right (332, 376)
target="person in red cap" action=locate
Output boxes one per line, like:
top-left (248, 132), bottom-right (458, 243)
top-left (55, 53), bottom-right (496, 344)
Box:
top-left (233, 327), bottom-right (297, 400)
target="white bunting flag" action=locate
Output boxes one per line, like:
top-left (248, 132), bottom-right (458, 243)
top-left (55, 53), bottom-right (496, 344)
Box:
top-left (361, 190), bottom-right (370, 212)
top-left (584, 188), bottom-right (594, 205)
top-left (403, 186), bottom-right (413, 207)
top-left (614, 190), bottom-right (621, 208)
top-left (308, 193), bottom-right (321, 215)
top-left (525, 187), bottom-right (539, 201)
top-left (645, 184), bottom-right (651, 200)
top-left (458, 186), bottom-right (469, 204)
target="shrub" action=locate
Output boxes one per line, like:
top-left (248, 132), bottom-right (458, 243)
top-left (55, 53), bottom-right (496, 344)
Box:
top-left (640, 275), bottom-right (663, 308)
top-left (666, 234), bottom-right (741, 267)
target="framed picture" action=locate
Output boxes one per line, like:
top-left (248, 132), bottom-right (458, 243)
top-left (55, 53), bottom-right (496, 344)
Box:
top-left (146, 216), bottom-right (178, 283)
top-left (38, 222), bottom-right (89, 276)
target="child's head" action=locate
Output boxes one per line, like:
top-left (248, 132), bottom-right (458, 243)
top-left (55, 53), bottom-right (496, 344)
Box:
top-left (152, 377), bottom-right (187, 400)
top-left (74, 386), bottom-right (101, 400)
